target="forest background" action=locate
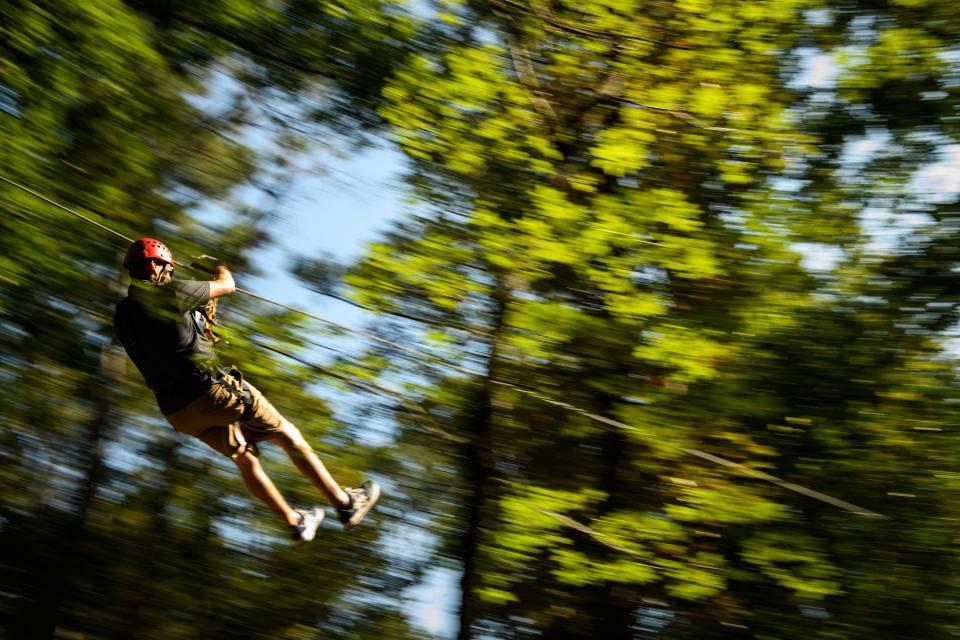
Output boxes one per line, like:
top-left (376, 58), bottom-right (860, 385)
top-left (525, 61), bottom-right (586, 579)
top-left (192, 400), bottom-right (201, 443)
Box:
top-left (3, 0), bottom-right (960, 639)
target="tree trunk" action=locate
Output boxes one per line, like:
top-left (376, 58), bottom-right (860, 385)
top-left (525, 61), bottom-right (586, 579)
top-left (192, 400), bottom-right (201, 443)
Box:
top-left (46, 361), bottom-right (115, 639)
top-left (457, 284), bottom-right (508, 640)
top-left (593, 419), bottom-right (635, 640)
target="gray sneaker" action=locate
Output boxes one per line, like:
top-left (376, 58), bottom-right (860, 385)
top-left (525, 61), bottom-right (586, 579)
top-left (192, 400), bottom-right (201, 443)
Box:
top-left (290, 508), bottom-right (325, 544)
top-left (337, 481), bottom-right (381, 530)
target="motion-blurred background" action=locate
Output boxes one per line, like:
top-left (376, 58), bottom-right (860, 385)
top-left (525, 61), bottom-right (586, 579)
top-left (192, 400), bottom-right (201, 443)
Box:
top-left (3, 0), bottom-right (960, 638)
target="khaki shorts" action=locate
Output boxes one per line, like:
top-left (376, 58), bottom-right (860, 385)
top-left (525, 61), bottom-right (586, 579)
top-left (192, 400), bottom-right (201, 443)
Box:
top-left (164, 373), bottom-right (288, 459)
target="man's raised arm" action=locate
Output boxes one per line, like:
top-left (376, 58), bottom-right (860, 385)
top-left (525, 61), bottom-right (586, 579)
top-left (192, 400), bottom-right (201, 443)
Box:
top-left (209, 265), bottom-right (236, 299)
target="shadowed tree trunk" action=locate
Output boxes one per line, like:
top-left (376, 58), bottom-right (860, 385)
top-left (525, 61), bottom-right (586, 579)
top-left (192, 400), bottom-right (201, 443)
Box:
top-left (458, 283), bottom-right (508, 640)
top-left (595, 425), bottom-right (635, 639)
top-left (48, 361), bottom-right (116, 639)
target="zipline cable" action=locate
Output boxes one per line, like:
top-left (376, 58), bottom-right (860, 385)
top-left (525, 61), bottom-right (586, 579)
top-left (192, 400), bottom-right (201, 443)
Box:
top-left (250, 338), bottom-right (469, 444)
top-left (0, 172), bottom-right (885, 518)
top-left (0, 174), bottom-right (134, 244)
top-left (0, 172), bottom-right (456, 441)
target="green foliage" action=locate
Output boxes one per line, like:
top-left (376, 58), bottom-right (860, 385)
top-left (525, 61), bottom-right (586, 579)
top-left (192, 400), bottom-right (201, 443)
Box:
top-left (5, 0), bottom-right (960, 637)
top-left (0, 1), bottom-right (424, 638)
top-left (345, 0), bottom-right (960, 638)
top-left (741, 531), bottom-right (841, 599)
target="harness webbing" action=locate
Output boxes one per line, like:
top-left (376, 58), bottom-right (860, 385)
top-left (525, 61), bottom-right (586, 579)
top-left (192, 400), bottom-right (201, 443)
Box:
top-left (215, 368), bottom-right (255, 421)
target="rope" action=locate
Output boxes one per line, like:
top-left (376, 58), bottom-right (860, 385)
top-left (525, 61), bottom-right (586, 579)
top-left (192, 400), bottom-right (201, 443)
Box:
top-left (250, 338), bottom-right (468, 444)
top-left (0, 174), bottom-right (134, 243)
top-left (0, 172), bottom-right (885, 517)
top-left (486, 379), bottom-right (884, 517)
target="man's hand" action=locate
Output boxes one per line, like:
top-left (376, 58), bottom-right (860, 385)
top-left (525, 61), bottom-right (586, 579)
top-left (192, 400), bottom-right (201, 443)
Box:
top-left (209, 264), bottom-right (236, 299)
top-left (191, 254), bottom-right (223, 275)
top-left (190, 254), bottom-right (234, 298)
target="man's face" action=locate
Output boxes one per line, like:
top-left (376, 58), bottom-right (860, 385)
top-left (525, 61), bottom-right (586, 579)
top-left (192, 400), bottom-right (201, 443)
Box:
top-left (145, 258), bottom-right (173, 285)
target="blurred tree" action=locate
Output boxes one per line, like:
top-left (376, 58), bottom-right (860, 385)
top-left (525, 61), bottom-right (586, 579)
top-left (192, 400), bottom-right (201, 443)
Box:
top-left (340, 0), bottom-right (960, 638)
top-left (4, 0), bottom-right (960, 638)
top-left (0, 0), bottom-right (424, 638)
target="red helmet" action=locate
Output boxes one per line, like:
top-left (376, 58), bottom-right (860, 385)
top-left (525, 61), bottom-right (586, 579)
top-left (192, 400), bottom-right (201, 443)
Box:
top-left (123, 238), bottom-right (175, 268)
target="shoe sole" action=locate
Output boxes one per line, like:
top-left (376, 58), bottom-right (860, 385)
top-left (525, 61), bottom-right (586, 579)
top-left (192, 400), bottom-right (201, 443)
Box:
top-left (344, 481), bottom-right (381, 530)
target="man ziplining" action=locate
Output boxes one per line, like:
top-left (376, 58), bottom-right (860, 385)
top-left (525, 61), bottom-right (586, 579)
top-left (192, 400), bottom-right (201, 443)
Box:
top-left (0, 170), bottom-right (882, 525)
top-left (113, 237), bottom-right (380, 544)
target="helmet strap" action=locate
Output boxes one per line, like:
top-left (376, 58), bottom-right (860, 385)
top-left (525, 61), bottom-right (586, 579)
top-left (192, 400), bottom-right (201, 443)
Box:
top-left (157, 263), bottom-right (172, 285)
top-left (140, 261), bottom-right (171, 286)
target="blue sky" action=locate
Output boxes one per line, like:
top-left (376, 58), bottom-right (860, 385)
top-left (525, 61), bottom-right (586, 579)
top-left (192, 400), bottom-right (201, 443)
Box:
top-left (245, 143), bottom-right (407, 321)
top-left (228, 143), bottom-right (460, 638)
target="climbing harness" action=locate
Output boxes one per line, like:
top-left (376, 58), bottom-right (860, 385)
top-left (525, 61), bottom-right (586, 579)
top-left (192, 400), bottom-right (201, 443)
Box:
top-left (214, 367), bottom-right (255, 421)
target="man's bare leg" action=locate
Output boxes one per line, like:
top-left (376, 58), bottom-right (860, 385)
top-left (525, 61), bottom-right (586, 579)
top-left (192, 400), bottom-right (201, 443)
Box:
top-left (234, 448), bottom-right (300, 526)
top-left (272, 422), bottom-right (350, 509)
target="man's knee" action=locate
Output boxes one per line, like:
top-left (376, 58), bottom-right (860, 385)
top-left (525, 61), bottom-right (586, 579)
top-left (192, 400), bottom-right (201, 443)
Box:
top-left (275, 422), bottom-right (310, 450)
top-left (233, 447), bottom-right (261, 470)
